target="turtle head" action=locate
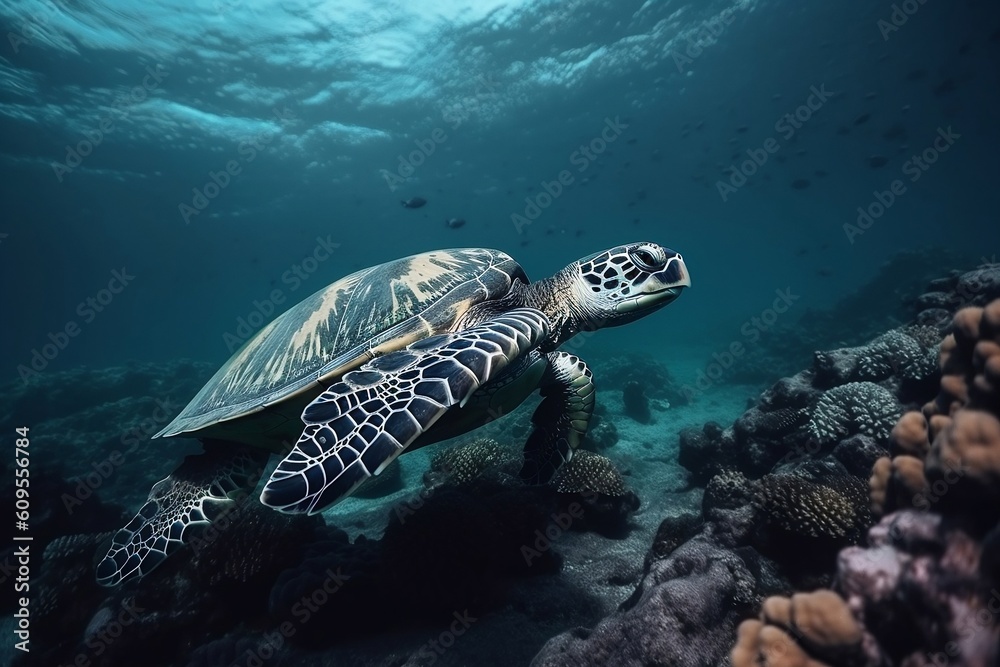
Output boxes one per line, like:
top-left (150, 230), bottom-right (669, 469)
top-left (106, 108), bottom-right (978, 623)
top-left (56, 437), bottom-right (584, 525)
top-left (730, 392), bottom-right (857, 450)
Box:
top-left (567, 242), bottom-right (690, 329)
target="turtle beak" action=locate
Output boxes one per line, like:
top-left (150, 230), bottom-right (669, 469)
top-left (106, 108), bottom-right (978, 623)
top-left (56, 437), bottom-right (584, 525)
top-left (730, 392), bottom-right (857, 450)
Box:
top-left (614, 253), bottom-right (690, 313)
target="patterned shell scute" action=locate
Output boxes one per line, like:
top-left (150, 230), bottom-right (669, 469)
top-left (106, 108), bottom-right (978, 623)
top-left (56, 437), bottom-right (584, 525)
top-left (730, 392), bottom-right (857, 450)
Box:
top-left (164, 248), bottom-right (525, 435)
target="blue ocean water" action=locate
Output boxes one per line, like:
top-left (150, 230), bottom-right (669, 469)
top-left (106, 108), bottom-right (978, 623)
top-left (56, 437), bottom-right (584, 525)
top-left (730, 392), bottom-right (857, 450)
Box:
top-left (2, 0), bottom-right (1000, 665)
top-left (2, 0), bottom-right (997, 375)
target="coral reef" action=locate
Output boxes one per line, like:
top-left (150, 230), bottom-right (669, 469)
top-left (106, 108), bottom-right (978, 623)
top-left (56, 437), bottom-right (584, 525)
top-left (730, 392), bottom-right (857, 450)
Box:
top-left (23, 261), bottom-right (1000, 667)
top-left (532, 509), bottom-right (772, 667)
top-left (732, 299), bottom-right (1000, 666)
top-left (0, 360), bottom-right (213, 509)
top-left (679, 421), bottom-right (735, 484)
top-left (646, 511), bottom-right (703, 563)
top-left (551, 449), bottom-right (639, 538)
top-left (26, 478), bottom-right (564, 665)
top-left (812, 328), bottom-right (940, 387)
top-left (424, 437), bottom-right (520, 489)
top-left (806, 382), bottom-right (901, 446)
top-left (546, 264), bottom-right (999, 667)
top-left (703, 468), bottom-right (755, 513)
top-left (731, 590), bottom-right (867, 667)
top-left (754, 474), bottom-right (870, 542)
top-left (726, 250), bottom-right (982, 384)
top-left (551, 450), bottom-right (627, 497)
top-left (621, 380), bottom-right (652, 423)
top-left (189, 500), bottom-right (322, 588)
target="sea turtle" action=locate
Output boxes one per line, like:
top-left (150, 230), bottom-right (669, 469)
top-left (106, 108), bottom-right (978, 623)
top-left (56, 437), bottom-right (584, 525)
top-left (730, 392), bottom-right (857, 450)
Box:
top-left (97, 242), bottom-right (690, 586)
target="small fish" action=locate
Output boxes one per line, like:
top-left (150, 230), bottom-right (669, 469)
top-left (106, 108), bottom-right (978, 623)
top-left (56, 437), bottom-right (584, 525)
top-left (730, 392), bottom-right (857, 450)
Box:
top-left (401, 197), bottom-right (427, 208)
top-left (444, 217), bottom-right (465, 229)
top-left (853, 113), bottom-right (871, 126)
top-left (867, 155), bottom-right (888, 169)
top-left (791, 178), bottom-right (811, 190)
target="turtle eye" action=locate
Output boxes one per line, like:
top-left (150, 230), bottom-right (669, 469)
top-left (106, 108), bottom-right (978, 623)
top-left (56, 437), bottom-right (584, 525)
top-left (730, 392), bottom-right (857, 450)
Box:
top-left (629, 247), bottom-right (662, 271)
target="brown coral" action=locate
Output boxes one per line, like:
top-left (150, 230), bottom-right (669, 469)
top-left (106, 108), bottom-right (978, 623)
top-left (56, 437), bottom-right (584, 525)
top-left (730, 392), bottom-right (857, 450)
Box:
top-left (916, 302), bottom-right (1000, 519)
top-left (875, 302), bottom-right (1000, 518)
top-left (755, 474), bottom-right (871, 541)
top-left (732, 589), bottom-right (864, 667)
top-left (870, 451), bottom-right (929, 517)
top-left (869, 456), bottom-right (890, 515)
top-left (927, 302), bottom-right (1000, 416)
top-left (890, 410), bottom-right (930, 457)
top-left (925, 408), bottom-right (1000, 514)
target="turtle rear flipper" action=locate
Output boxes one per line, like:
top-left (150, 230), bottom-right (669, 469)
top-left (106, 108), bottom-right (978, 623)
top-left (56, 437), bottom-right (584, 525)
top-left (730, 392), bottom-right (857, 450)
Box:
top-left (96, 443), bottom-right (268, 587)
top-left (261, 308), bottom-right (550, 515)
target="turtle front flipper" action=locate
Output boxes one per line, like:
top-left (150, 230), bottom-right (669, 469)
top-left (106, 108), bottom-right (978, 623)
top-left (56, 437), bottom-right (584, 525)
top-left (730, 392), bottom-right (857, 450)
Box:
top-left (96, 443), bottom-right (269, 587)
top-left (520, 351), bottom-right (595, 484)
top-left (261, 308), bottom-right (550, 515)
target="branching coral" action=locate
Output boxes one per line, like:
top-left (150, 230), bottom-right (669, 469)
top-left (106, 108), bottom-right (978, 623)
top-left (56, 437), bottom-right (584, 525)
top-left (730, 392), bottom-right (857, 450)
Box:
top-left (812, 327), bottom-right (942, 386)
top-left (807, 382), bottom-right (901, 445)
top-left (856, 330), bottom-right (940, 381)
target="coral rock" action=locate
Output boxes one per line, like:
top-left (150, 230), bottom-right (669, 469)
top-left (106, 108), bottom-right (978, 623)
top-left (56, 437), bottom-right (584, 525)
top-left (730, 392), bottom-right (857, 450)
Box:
top-left (831, 434), bottom-right (887, 478)
top-left (838, 510), bottom-right (995, 665)
top-left (703, 469), bottom-right (756, 513)
top-left (534, 537), bottom-right (759, 667)
top-left (622, 380), bottom-right (652, 423)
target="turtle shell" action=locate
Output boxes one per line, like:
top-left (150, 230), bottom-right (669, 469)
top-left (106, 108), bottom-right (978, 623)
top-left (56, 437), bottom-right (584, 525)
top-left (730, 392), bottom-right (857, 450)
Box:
top-left (157, 248), bottom-right (526, 449)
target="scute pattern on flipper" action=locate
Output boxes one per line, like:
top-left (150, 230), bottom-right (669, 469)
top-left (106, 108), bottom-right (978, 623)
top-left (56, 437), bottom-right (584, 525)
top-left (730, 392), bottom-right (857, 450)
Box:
top-left (96, 446), bottom-right (267, 586)
top-left (262, 309), bottom-right (551, 515)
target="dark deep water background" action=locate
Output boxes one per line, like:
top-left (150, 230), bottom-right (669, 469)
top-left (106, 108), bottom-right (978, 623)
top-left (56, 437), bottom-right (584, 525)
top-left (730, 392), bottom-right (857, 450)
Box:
top-left (1, 0), bottom-right (998, 378)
